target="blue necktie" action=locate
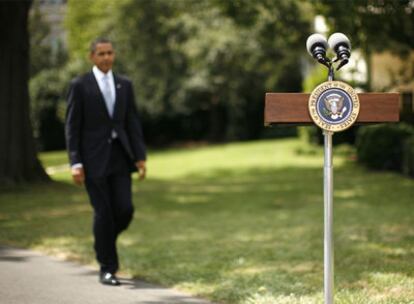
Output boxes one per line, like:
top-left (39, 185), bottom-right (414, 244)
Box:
top-left (102, 75), bottom-right (114, 117)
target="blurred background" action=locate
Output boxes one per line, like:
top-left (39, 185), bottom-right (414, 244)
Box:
top-left (27, 0), bottom-right (413, 148)
top-left (1, 0), bottom-right (414, 183)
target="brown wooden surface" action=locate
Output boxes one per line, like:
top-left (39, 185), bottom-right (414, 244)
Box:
top-left (264, 93), bottom-right (400, 125)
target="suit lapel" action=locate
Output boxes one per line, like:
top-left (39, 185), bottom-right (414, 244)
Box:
top-left (112, 74), bottom-right (123, 119)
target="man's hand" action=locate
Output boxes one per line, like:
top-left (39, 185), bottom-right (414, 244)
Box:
top-left (135, 160), bottom-right (146, 180)
top-left (71, 167), bottom-right (85, 186)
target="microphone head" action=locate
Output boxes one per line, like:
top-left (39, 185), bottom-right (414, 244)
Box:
top-left (328, 32), bottom-right (351, 51)
top-left (306, 33), bottom-right (328, 56)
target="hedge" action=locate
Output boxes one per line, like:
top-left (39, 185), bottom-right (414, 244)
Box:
top-left (402, 135), bottom-right (414, 177)
top-left (356, 123), bottom-right (414, 172)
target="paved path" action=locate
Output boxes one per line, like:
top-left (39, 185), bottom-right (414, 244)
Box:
top-left (0, 246), bottom-right (214, 304)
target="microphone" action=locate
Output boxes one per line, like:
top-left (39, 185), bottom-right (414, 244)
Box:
top-left (306, 33), bottom-right (329, 67)
top-left (328, 32), bottom-right (351, 70)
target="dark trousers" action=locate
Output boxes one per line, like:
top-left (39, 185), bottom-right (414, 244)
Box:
top-left (85, 140), bottom-right (134, 274)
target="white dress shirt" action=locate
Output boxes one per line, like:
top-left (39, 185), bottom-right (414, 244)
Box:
top-left (92, 65), bottom-right (116, 112)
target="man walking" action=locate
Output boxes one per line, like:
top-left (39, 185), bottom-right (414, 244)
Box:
top-left (65, 38), bottom-right (146, 286)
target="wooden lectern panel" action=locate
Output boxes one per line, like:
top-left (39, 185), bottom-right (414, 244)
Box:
top-left (264, 93), bottom-right (400, 125)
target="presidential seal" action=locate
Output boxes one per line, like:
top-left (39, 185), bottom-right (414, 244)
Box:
top-left (308, 81), bottom-right (360, 132)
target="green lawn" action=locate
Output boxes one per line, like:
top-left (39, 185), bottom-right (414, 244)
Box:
top-left (1, 138), bottom-right (413, 304)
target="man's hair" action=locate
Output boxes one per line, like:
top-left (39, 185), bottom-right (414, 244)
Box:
top-left (90, 38), bottom-right (113, 53)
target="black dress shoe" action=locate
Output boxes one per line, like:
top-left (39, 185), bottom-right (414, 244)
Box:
top-left (99, 272), bottom-right (121, 286)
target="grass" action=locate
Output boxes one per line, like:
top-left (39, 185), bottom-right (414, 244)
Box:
top-left (1, 138), bottom-right (414, 303)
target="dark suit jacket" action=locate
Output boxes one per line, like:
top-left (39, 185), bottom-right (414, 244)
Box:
top-left (65, 72), bottom-right (146, 178)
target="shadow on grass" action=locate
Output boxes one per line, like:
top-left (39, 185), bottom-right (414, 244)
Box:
top-left (0, 165), bottom-right (413, 302)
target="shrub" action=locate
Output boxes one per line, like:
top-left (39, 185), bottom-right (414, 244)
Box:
top-left (402, 136), bottom-right (414, 177)
top-left (356, 123), bottom-right (414, 171)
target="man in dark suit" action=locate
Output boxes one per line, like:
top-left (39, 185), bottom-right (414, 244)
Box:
top-left (65, 38), bottom-right (146, 286)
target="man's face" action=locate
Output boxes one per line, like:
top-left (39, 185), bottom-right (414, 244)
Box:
top-left (90, 42), bottom-right (115, 73)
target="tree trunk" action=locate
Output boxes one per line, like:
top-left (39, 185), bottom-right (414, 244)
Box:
top-left (0, 1), bottom-right (49, 185)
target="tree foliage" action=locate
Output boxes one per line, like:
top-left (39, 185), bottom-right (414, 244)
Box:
top-left (29, 1), bottom-right (68, 151)
top-left (315, 0), bottom-right (414, 56)
top-left (65, 0), bottom-right (313, 144)
top-left (29, 1), bottom-right (52, 77)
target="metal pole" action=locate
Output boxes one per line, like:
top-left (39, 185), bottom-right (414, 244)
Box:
top-left (324, 130), bottom-right (334, 304)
